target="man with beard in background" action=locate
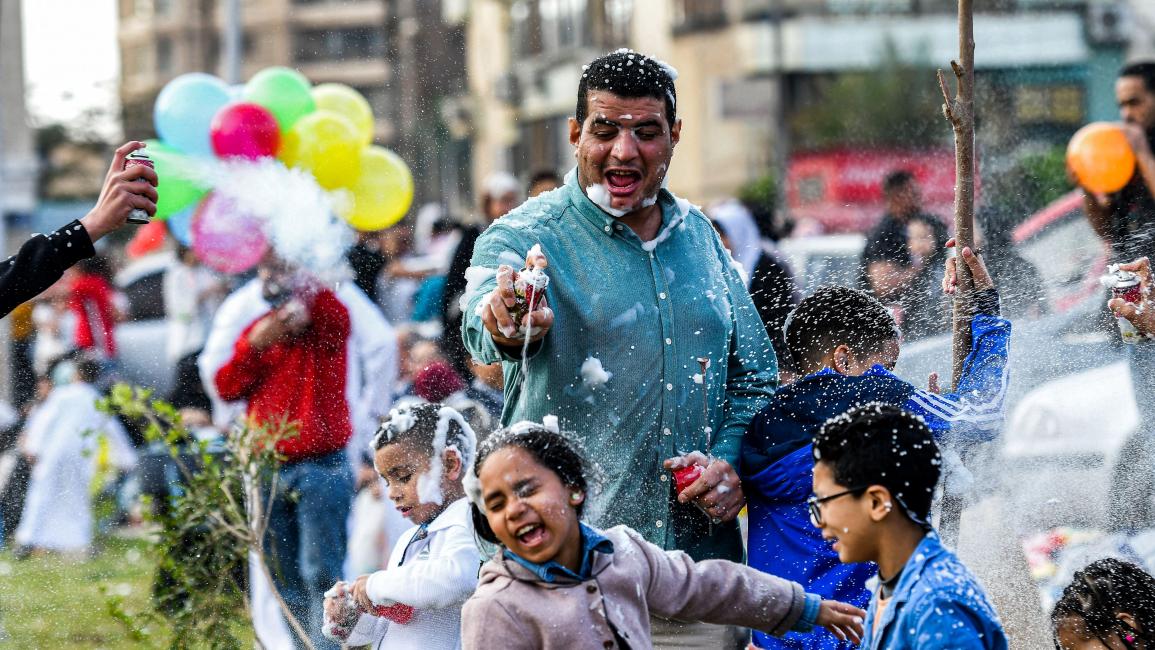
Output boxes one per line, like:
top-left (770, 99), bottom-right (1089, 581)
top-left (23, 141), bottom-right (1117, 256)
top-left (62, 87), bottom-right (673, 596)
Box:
top-left (1078, 61), bottom-right (1155, 529)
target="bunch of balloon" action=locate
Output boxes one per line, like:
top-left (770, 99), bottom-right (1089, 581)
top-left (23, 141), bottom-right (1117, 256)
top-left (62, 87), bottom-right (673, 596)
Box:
top-left (148, 67), bottom-right (415, 274)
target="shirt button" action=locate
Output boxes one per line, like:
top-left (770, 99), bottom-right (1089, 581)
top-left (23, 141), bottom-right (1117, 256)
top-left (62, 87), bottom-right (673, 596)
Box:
top-left (660, 474), bottom-right (668, 482)
top-left (666, 383), bottom-right (673, 391)
top-left (614, 224), bottom-right (622, 230)
top-left (659, 292), bottom-right (667, 299)
top-left (665, 338), bottom-right (672, 345)
top-left (655, 520), bottom-right (664, 528)
top-left (587, 584), bottom-right (597, 593)
top-left (662, 427), bottom-right (671, 435)
top-left (604, 226), bottom-right (612, 233)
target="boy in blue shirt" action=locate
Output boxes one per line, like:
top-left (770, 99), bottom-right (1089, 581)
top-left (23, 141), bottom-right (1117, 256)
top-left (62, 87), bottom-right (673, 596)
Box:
top-left (742, 244), bottom-right (1009, 649)
top-left (810, 404), bottom-right (1007, 649)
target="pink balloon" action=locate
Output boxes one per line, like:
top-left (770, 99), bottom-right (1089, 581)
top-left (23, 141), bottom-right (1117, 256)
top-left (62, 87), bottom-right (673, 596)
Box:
top-left (191, 193), bottom-right (269, 273)
top-left (210, 102), bottom-right (281, 159)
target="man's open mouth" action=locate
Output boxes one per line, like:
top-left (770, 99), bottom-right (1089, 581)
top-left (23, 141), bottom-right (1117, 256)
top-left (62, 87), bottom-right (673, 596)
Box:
top-left (605, 169), bottom-right (642, 196)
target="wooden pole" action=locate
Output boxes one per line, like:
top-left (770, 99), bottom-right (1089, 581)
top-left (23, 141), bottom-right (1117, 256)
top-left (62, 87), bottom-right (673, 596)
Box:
top-left (939, 0), bottom-right (977, 389)
top-left (937, 0), bottom-right (975, 546)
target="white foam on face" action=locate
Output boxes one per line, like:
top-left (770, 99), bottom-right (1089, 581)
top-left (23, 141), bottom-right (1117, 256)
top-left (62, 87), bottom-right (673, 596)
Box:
top-left (586, 184), bottom-right (629, 218)
top-left (416, 406), bottom-right (477, 507)
top-left (580, 357), bottom-right (613, 389)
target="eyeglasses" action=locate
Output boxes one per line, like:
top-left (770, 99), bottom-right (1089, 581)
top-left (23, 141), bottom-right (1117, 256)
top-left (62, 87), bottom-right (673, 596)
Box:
top-left (807, 487), bottom-right (867, 527)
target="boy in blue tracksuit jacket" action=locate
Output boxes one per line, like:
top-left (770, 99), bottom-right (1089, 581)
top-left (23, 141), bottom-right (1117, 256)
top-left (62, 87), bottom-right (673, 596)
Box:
top-left (742, 245), bottom-right (1009, 649)
top-left (810, 404), bottom-right (1007, 649)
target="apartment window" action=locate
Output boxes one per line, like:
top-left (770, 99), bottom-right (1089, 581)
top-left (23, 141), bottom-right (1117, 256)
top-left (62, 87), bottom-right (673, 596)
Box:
top-left (604, 0), bottom-right (633, 45)
top-left (295, 28), bottom-right (387, 63)
top-left (672, 0), bottom-right (727, 32)
top-left (514, 116), bottom-right (570, 179)
top-left (1014, 85), bottom-right (1084, 126)
top-left (157, 37), bottom-right (174, 75)
top-left (511, 0), bottom-right (594, 58)
top-left (353, 85), bottom-right (391, 121)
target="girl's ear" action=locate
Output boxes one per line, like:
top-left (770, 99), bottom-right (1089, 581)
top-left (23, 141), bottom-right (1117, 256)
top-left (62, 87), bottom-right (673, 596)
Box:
top-left (443, 449), bottom-right (463, 482)
top-left (1117, 611), bottom-right (1139, 633)
top-left (865, 485), bottom-right (893, 523)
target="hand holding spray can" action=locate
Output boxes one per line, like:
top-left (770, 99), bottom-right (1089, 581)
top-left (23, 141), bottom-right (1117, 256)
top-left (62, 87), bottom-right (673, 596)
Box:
top-left (1104, 266), bottom-right (1145, 344)
top-left (508, 246), bottom-right (550, 336)
top-left (122, 151), bottom-right (154, 224)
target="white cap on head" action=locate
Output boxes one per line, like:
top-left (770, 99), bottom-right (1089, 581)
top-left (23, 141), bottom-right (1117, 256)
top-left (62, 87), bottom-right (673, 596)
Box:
top-left (482, 171), bottom-right (521, 199)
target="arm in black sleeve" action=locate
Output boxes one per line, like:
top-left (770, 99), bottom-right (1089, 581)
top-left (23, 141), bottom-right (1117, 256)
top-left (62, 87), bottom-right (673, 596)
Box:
top-left (0, 220), bottom-right (96, 319)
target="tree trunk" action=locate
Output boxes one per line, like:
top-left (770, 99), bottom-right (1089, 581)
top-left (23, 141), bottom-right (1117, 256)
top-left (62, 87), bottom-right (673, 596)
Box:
top-left (937, 0), bottom-right (976, 547)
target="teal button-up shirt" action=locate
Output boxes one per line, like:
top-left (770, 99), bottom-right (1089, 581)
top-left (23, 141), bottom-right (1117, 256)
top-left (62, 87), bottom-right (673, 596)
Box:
top-left (462, 174), bottom-right (777, 561)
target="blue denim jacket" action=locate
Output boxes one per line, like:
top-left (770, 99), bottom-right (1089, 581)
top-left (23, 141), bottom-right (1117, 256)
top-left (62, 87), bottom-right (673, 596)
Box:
top-left (461, 173), bottom-right (777, 561)
top-left (863, 532), bottom-right (1008, 650)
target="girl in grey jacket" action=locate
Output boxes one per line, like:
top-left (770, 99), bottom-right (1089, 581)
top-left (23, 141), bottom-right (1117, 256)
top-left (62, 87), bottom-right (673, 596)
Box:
top-left (461, 422), bottom-right (866, 650)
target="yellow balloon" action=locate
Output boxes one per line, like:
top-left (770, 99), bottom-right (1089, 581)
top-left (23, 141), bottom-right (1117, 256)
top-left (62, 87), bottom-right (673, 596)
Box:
top-left (344, 146), bottom-right (414, 231)
top-left (283, 110), bottom-right (361, 189)
top-left (312, 83), bottom-right (375, 146)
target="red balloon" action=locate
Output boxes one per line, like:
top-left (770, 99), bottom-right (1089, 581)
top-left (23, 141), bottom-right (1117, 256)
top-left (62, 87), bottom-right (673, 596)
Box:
top-left (210, 102), bottom-right (281, 159)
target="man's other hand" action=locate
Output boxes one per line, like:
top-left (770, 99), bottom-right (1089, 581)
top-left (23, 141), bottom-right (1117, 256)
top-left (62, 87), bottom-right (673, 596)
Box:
top-left (664, 451), bottom-right (745, 522)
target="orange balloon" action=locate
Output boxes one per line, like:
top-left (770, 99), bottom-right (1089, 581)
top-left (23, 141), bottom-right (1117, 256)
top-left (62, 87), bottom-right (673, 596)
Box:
top-left (1067, 122), bottom-right (1136, 194)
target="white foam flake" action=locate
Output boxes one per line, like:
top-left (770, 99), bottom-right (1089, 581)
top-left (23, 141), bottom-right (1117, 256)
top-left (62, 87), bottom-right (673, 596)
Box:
top-left (641, 195), bottom-right (693, 252)
top-left (581, 357), bottom-right (613, 389)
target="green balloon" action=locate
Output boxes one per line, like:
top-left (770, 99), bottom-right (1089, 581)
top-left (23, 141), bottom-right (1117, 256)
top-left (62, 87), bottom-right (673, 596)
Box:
top-left (143, 139), bottom-right (209, 220)
top-left (243, 67), bottom-right (316, 132)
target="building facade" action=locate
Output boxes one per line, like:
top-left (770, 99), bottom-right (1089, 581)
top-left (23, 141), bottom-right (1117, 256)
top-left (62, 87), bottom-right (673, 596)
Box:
top-left (467, 0), bottom-right (1142, 209)
top-left (117, 0), bottom-right (469, 211)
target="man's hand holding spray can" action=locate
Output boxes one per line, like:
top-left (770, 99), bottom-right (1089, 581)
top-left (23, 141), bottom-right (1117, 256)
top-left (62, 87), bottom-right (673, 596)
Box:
top-left (1104, 257), bottom-right (1155, 343)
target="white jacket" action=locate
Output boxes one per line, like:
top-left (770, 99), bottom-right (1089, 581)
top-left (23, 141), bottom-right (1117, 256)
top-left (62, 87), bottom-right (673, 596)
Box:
top-left (350, 497), bottom-right (481, 650)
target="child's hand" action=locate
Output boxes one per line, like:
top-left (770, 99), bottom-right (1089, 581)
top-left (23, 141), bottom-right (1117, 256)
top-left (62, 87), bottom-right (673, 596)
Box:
top-left (942, 238), bottom-right (994, 295)
top-left (663, 451), bottom-right (745, 522)
top-left (815, 599), bottom-right (866, 644)
top-left (350, 574), bottom-right (374, 612)
top-left (323, 581), bottom-right (349, 620)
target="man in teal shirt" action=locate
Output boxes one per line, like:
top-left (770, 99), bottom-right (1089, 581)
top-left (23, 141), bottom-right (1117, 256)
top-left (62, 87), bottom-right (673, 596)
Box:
top-left (461, 50), bottom-right (775, 580)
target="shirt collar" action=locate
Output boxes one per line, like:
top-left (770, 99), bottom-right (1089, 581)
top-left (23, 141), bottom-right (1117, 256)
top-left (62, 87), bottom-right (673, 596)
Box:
top-left (805, 364), bottom-right (897, 381)
top-left (503, 522), bottom-right (614, 583)
top-left (425, 497), bottom-right (469, 534)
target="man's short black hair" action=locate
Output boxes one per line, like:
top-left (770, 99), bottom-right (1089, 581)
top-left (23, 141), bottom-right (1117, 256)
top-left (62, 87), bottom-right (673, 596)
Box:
top-left (882, 169), bottom-right (915, 196)
top-left (576, 49), bottom-right (677, 127)
top-left (784, 286), bottom-right (899, 371)
top-left (1120, 61), bottom-right (1155, 95)
top-left (813, 403), bottom-right (941, 521)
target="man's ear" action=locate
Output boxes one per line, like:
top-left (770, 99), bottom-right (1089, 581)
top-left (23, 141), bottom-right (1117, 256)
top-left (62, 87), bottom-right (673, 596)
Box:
top-left (443, 449), bottom-right (462, 482)
top-left (670, 117), bottom-right (682, 146)
top-left (568, 116), bottom-right (582, 147)
top-left (865, 485), bottom-right (893, 523)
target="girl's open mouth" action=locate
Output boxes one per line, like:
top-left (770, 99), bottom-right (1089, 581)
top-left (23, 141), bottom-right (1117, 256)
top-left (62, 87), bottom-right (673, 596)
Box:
top-left (515, 523), bottom-right (547, 548)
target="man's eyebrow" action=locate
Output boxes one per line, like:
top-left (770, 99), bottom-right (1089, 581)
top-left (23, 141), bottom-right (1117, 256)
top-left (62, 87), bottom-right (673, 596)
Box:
top-left (591, 117), bottom-right (621, 128)
top-left (631, 118), bottom-right (663, 130)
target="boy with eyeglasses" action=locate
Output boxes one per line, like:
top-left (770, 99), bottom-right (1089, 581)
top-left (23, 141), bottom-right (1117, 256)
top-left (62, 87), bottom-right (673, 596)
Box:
top-left (740, 242), bottom-right (1010, 649)
top-left (810, 403), bottom-right (1007, 649)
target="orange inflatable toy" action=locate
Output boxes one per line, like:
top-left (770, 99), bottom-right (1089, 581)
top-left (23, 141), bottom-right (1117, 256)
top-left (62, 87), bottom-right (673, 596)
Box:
top-left (1067, 122), bottom-right (1136, 194)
